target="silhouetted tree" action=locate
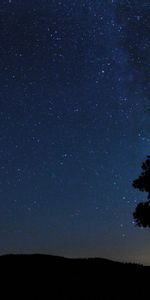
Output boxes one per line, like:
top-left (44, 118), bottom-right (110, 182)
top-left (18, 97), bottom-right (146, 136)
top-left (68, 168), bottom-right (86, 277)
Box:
top-left (133, 201), bottom-right (150, 227)
top-left (132, 156), bottom-right (150, 227)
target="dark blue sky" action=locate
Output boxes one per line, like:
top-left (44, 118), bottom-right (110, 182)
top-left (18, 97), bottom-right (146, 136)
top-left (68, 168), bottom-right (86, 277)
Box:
top-left (0, 0), bottom-right (150, 264)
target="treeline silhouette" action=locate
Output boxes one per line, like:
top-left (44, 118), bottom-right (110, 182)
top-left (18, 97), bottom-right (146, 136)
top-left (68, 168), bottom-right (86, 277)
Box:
top-left (0, 254), bottom-right (150, 299)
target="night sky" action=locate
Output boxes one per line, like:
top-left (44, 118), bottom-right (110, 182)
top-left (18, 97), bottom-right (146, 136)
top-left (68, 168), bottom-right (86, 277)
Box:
top-left (0, 0), bottom-right (150, 264)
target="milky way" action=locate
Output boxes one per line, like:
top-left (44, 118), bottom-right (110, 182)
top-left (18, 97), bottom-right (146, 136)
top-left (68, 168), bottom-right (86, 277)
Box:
top-left (0, 0), bottom-right (149, 264)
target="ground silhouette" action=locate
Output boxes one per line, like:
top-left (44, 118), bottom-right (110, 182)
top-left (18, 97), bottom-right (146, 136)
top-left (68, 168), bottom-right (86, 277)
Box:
top-left (133, 155), bottom-right (150, 227)
top-left (0, 254), bottom-right (150, 299)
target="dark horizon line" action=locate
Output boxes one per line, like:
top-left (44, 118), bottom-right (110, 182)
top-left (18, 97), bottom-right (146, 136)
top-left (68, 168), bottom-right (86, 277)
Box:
top-left (0, 252), bottom-right (146, 266)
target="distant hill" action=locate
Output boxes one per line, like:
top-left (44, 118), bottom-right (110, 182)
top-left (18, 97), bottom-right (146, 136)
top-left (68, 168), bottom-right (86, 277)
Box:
top-left (0, 254), bottom-right (149, 299)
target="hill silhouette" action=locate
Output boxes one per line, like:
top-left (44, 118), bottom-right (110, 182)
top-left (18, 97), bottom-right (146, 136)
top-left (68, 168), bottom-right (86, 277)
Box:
top-left (0, 254), bottom-right (150, 299)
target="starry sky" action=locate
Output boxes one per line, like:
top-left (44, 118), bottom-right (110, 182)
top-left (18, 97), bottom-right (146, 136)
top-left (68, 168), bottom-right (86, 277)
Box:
top-left (0, 0), bottom-right (150, 264)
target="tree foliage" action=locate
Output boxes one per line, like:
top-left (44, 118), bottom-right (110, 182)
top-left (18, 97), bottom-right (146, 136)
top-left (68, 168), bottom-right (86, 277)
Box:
top-left (132, 156), bottom-right (150, 227)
